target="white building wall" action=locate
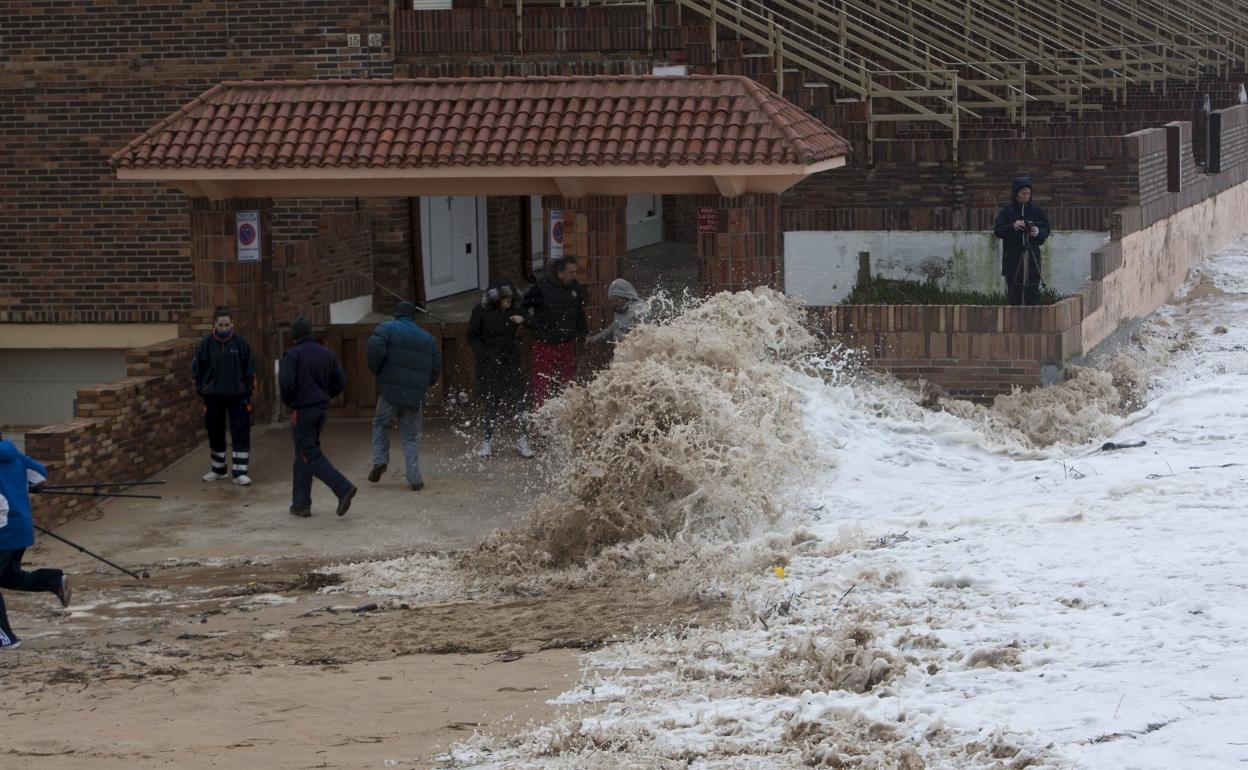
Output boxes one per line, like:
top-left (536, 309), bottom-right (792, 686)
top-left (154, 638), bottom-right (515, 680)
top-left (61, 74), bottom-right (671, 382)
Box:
top-left (784, 230), bottom-right (1110, 306)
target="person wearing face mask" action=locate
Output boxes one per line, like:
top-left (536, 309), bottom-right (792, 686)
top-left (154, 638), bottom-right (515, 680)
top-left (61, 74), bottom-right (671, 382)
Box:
top-left (192, 306), bottom-right (257, 485)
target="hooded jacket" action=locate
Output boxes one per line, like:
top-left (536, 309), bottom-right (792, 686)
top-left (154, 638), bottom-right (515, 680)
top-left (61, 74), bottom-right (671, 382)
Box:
top-left (467, 280), bottom-right (526, 399)
top-left (993, 177), bottom-right (1052, 280)
top-left (0, 440), bottom-right (48, 551)
top-left (589, 279), bottom-right (648, 344)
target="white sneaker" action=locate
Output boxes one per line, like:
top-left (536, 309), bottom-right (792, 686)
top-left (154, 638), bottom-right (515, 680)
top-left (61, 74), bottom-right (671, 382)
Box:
top-left (233, 475), bottom-right (252, 486)
top-left (202, 471), bottom-right (229, 482)
top-left (0, 639), bottom-right (20, 651)
top-left (477, 440), bottom-right (493, 458)
top-left (516, 435), bottom-right (535, 458)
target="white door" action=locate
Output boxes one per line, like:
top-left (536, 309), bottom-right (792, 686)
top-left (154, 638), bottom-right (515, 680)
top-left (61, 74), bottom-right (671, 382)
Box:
top-left (422, 196), bottom-right (483, 301)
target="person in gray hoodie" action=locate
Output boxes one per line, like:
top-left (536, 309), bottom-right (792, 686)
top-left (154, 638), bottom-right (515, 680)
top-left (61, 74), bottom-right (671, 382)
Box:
top-left (589, 278), bottom-right (648, 345)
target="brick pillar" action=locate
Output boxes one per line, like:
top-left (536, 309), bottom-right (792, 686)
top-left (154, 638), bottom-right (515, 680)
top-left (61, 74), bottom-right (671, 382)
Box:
top-left (693, 193), bottom-right (783, 294)
top-left (361, 197), bottom-right (415, 315)
top-left (541, 195), bottom-right (626, 333)
top-left (189, 197), bottom-right (277, 421)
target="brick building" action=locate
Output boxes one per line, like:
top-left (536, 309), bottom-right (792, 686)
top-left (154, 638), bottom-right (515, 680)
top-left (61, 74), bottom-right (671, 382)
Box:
top-left (3, 1), bottom-right (1247, 431)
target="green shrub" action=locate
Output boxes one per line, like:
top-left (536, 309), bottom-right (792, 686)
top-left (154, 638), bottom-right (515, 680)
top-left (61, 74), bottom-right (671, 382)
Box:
top-left (843, 277), bottom-right (1063, 306)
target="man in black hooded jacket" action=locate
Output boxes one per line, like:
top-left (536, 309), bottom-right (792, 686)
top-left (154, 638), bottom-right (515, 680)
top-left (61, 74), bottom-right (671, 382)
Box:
top-left (993, 177), bottom-right (1051, 306)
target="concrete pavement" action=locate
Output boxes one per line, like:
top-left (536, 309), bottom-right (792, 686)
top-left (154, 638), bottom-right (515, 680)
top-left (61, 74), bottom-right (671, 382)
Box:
top-left (45, 418), bottom-right (543, 568)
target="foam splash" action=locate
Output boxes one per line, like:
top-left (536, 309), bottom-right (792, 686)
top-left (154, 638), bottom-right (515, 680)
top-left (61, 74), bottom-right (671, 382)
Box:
top-left (471, 288), bottom-right (828, 572)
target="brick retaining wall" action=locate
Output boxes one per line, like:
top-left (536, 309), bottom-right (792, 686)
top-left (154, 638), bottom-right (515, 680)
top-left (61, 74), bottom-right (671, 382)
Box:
top-left (23, 336), bottom-right (201, 527)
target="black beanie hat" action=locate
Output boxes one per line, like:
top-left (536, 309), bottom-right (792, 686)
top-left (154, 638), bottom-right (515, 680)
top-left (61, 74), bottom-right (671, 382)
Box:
top-left (290, 317), bottom-right (313, 341)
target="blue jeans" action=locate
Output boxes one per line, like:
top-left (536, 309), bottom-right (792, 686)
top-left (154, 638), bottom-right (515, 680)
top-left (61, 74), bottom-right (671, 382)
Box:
top-left (372, 396), bottom-right (424, 485)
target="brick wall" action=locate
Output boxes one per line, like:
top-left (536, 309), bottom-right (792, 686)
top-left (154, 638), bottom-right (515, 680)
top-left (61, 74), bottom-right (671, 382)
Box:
top-left (0, 0), bottom-right (393, 324)
top-left (394, 5), bottom-right (683, 57)
top-left (23, 336), bottom-right (201, 527)
top-left (694, 193), bottom-right (783, 293)
top-left (487, 196), bottom-right (526, 285)
top-left (810, 298), bottom-right (1084, 401)
top-left (271, 213), bottom-right (374, 328)
top-left (1081, 107), bottom-right (1248, 352)
top-left (782, 135), bottom-right (1143, 234)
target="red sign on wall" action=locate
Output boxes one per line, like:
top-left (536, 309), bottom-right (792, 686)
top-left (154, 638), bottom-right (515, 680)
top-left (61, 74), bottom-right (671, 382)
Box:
top-left (697, 207), bottom-right (719, 233)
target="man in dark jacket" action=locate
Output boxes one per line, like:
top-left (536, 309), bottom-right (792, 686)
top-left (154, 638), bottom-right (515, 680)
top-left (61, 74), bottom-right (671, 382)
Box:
top-left (365, 302), bottom-right (442, 491)
top-left (522, 257), bottom-right (588, 409)
top-left (192, 306), bottom-right (256, 485)
top-left (0, 432), bottom-right (70, 651)
top-left (993, 177), bottom-right (1052, 306)
top-left (279, 318), bottom-right (356, 518)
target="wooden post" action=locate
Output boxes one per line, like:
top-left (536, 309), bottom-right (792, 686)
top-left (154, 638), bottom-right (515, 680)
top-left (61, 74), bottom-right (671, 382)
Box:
top-left (646, 0), bottom-right (653, 53)
top-left (951, 70), bottom-right (959, 163)
top-left (516, 0), bottom-right (524, 55)
top-left (773, 19), bottom-right (784, 97)
top-left (710, 0), bottom-right (718, 72)
top-left (857, 251), bottom-right (872, 289)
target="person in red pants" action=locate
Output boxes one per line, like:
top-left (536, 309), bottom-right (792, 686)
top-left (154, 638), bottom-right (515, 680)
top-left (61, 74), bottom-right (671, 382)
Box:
top-left (522, 257), bottom-right (588, 411)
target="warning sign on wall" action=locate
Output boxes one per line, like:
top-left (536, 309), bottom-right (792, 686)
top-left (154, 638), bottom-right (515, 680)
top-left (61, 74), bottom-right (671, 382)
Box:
top-left (548, 208), bottom-right (565, 259)
top-left (697, 207), bottom-right (719, 233)
top-left (236, 210), bottom-right (261, 262)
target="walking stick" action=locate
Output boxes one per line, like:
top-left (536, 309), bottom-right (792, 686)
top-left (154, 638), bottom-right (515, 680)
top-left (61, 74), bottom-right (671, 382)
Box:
top-left (36, 489), bottom-right (163, 500)
top-left (33, 524), bottom-right (148, 580)
top-left (39, 481), bottom-right (166, 489)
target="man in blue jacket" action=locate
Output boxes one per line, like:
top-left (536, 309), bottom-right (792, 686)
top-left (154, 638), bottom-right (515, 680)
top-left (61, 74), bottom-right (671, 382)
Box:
top-left (0, 431), bottom-right (70, 650)
top-left (192, 306), bottom-right (257, 485)
top-left (993, 177), bottom-right (1052, 306)
top-left (278, 318), bottom-right (357, 518)
top-left (366, 301), bottom-right (442, 491)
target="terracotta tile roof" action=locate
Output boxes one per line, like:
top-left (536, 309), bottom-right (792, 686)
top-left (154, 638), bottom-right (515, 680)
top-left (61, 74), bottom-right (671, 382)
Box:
top-left (111, 76), bottom-right (850, 171)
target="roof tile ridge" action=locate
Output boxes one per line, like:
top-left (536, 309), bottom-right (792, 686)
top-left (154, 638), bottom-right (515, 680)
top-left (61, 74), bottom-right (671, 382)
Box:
top-left (736, 76), bottom-right (817, 164)
top-left (110, 82), bottom-right (229, 168)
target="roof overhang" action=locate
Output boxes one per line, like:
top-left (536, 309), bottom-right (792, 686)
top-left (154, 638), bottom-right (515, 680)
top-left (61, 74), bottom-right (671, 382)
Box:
top-left (116, 157), bottom-right (847, 199)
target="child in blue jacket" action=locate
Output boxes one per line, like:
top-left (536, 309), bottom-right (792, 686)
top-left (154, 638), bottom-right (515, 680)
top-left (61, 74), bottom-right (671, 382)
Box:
top-left (0, 432), bottom-right (70, 650)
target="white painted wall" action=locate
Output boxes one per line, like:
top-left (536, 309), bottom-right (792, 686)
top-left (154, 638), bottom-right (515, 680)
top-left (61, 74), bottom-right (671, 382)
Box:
top-left (626, 194), bottom-right (663, 250)
top-left (329, 295), bottom-right (373, 324)
top-left (784, 230), bottom-right (1110, 305)
top-left (0, 349), bottom-right (127, 426)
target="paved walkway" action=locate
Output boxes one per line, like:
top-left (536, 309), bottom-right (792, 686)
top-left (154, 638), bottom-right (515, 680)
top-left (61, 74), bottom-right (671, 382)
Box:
top-left (46, 418), bottom-right (540, 568)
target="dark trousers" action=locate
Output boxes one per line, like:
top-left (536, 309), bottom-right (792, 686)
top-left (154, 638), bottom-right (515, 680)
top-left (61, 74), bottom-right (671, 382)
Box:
top-left (484, 392), bottom-right (528, 440)
top-left (1006, 249), bottom-right (1042, 306)
top-left (0, 548), bottom-right (63, 645)
top-left (1007, 281), bottom-right (1041, 306)
top-left (204, 395), bottom-right (252, 477)
top-left (290, 405), bottom-right (352, 510)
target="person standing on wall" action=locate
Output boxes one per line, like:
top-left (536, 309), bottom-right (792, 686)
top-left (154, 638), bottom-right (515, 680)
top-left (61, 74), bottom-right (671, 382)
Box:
top-left (522, 257), bottom-right (588, 410)
top-left (993, 177), bottom-right (1052, 306)
top-left (467, 281), bottom-right (535, 459)
top-left (365, 302), bottom-right (442, 491)
top-left (279, 318), bottom-right (356, 518)
top-left (0, 430), bottom-right (70, 651)
top-left (192, 306), bottom-right (256, 485)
